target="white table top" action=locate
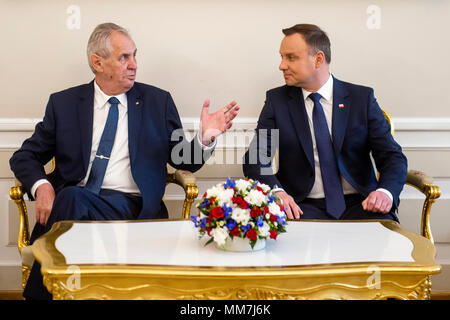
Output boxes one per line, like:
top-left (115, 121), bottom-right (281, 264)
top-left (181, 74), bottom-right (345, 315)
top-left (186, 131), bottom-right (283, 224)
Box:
top-left (54, 220), bottom-right (414, 267)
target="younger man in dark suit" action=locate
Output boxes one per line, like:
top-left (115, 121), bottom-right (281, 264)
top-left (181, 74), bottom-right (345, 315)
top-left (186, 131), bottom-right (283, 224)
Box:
top-left (243, 24), bottom-right (407, 221)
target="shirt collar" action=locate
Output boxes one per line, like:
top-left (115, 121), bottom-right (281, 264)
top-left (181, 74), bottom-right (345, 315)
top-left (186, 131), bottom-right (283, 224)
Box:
top-left (302, 73), bottom-right (333, 103)
top-left (93, 80), bottom-right (128, 110)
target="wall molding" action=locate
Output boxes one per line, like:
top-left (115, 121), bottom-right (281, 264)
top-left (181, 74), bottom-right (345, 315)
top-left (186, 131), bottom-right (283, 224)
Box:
top-left (2, 117), bottom-right (450, 149)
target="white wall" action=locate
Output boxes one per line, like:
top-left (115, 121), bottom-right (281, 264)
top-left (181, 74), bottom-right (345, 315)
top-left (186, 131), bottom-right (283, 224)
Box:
top-left (1, 0), bottom-right (450, 118)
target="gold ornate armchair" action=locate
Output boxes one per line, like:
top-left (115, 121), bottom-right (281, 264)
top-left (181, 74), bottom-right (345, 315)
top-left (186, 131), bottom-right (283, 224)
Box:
top-left (9, 161), bottom-right (198, 289)
top-left (381, 110), bottom-right (441, 244)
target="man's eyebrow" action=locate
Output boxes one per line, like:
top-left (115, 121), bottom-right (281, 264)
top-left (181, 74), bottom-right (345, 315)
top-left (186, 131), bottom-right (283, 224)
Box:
top-left (280, 51), bottom-right (297, 56)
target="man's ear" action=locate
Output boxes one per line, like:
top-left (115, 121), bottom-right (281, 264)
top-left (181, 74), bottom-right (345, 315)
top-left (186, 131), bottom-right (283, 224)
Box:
top-left (315, 51), bottom-right (326, 69)
top-left (90, 54), bottom-right (103, 73)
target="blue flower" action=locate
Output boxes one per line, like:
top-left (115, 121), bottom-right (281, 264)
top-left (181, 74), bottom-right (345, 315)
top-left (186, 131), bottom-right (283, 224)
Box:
top-left (224, 178), bottom-right (236, 189)
top-left (256, 217), bottom-right (264, 227)
top-left (221, 203), bottom-right (233, 218)
top-left (199, 198), bottom-right (209, 208)
top-left (226, 219), bottom-right (237, 230)
top-left (200, 217), bottom-right (208, 228)
top-left (241, 224), bottom-right (251, 233)
top-left (268, 195), bottom-right (276, 204)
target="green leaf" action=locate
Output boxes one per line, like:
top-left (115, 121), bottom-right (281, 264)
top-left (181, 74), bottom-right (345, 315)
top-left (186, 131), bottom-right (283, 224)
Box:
top-left (204, 238), bottom-right (214, 247)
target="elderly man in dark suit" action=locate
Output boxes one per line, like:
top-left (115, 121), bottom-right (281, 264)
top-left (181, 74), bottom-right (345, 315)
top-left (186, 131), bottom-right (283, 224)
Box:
top-left (10, 22), bottom-right (239, 299)
top-left (243, 24), bottom-right (407, 222)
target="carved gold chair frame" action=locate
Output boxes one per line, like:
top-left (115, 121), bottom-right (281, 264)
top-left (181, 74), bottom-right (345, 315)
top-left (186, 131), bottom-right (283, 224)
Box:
top-left (9, 158), bottom-right (198, 289)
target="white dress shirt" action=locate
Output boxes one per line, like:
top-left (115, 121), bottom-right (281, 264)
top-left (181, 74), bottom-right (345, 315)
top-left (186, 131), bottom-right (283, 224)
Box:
top-left (276, 74), bottom-right (392, 201)
top-left (31, 81), bottom-right (215, 197)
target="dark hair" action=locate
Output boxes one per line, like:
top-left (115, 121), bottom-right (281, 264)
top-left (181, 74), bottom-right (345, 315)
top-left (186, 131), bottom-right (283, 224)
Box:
top-left (282, 24), bottom-right (331, 64)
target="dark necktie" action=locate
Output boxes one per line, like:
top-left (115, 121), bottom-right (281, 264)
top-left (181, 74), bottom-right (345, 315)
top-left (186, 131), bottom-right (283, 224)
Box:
top-left (309, 93), bottom-right (346, 218)
top-left (85, 97), bottom-right (119, 194)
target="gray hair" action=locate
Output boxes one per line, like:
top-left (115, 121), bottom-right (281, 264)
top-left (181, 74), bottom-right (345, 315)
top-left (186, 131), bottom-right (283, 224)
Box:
top-left (87, 23), bottom-right (131, 73)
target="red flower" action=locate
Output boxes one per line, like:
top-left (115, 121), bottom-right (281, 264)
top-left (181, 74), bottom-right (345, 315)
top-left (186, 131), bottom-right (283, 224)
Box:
top-left (232, 196), bottom-right (248, 209)
top-left (209, 197), bottom-right (216, 204)
top-left (269, 229), bottom-right (278, 239)
top-left (207, 227), bottom-right (212, 236)
top-left (210, 207), bottom-right (224, 219)
top-left (230, 226), bottom-right (241, 237)
top-left (202, 192), bottom-right (207, 198)
top-left (263, 206), bottom-right (270, 213)
top-left (246, 228), bottom-right (258, 240)
top-left (269, 214), bottom-right (278, 222)
top-left (256, 186), bottom-right (267, 195)
top-left (250, 207), bottom-right (262, 218)
top-left (278, 203), bottom-right (284, 212)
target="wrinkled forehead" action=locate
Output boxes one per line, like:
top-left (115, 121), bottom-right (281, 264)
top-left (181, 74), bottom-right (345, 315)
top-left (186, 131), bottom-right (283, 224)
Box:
top-left (109, 31), bottom-right (137, 53)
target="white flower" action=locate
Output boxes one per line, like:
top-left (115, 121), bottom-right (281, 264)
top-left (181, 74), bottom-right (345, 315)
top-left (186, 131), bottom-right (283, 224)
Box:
top-left (217, 188), bottom-right (235, 206)
top-left (231, 208), bottom-right (251, 226)
top-left (269, 202), bottom-right (285, 217)
top-left (258, 222), bottom-right (271, 237)
top-left (206, 185), bottom-right (225, 199)
top-left (235, 179), bottom-right (252, 193)
top-left (258, 182), bottom-right (271, 193)
top-left (244, 189), bottom-right (266, 207)
top-left (211, 227), bottom-right (229, 247)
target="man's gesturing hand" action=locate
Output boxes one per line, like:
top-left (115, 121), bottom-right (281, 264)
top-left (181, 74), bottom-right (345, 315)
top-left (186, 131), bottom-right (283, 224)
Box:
top-left (275, 190), bottom-right (303, 219)
top-left (200, 99), bottom-right (240, 146)
top-left (362, 190), bottom-right (392, 214)
top-left (35, 183), bottom-right (55, 226)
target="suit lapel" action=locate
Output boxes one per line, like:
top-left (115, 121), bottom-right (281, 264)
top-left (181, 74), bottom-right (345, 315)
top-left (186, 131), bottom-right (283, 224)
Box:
top-left (77, 81), bottom-right (94, 173)
top-left (287, 86), bottom-right (314, 169)
top-left (126, 84), bottom-right (143, 168)
top-left (331, 77), bottom-right (350, 156)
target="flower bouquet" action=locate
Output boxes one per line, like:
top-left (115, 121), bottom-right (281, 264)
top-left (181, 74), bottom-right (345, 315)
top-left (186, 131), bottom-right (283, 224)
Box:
top-left (191, 178), bottom-right (287, 251)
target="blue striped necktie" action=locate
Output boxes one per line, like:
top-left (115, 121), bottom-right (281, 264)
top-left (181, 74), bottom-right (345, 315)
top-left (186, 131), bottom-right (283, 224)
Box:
top-left (309, 93), bottom-right (346, 218)
top-left (85, 97), bottom-right (119, 194)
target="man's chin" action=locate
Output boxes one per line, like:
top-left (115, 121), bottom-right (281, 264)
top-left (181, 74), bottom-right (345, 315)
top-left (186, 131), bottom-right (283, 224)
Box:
top-left (125, 80), bottom-right (135, 90)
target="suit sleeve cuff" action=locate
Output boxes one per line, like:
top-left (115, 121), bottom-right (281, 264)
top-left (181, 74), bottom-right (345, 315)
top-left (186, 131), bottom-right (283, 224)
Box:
top-left (376, 188), bottom-right (393, 201)
top-left (31, 179), bottom-right (51, 199)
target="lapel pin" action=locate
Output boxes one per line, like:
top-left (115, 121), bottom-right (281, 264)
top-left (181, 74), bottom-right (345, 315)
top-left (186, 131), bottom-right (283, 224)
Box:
top-left (136, 101), bottom-right (140, 106)
top-left (338, 103), bottom-right (345, 108)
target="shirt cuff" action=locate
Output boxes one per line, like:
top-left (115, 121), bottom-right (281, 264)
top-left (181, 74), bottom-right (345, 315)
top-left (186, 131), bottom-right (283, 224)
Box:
top-left (272, 186), bottom-right (285, 193)
top-left (376, 188), bottom-right (393, 201)
top-left (31, 179), bottom-right (51, 199)
top-left (196, 133), bottom-right (217, 151)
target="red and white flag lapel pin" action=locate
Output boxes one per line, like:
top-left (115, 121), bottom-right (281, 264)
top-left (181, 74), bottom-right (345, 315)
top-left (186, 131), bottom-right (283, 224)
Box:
top-left (338, 103), bottom-right (345, 108)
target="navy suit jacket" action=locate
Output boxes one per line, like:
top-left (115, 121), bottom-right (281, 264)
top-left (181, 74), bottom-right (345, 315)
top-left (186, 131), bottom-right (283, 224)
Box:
top-left (10, 81), bottom-right (210, 220)
top-left (243, 77), bottom-right (407, 212)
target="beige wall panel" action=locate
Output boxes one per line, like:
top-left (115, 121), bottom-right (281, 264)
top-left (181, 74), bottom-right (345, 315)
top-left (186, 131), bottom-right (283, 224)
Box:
top-left (0, 151), bottom-right (15, 178)
top-left (403, 150), bottom-right (450, 178)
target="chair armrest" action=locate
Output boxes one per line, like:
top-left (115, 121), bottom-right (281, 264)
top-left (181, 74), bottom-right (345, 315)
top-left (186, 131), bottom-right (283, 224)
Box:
top-left (405, 170), bottom-right (441, 243)
top-left (9, 181), bottom-right (31, 252)
top-left (167, 170), bottom-right (199, 220)
top-left (406, 170), bottom-right (434, 192)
